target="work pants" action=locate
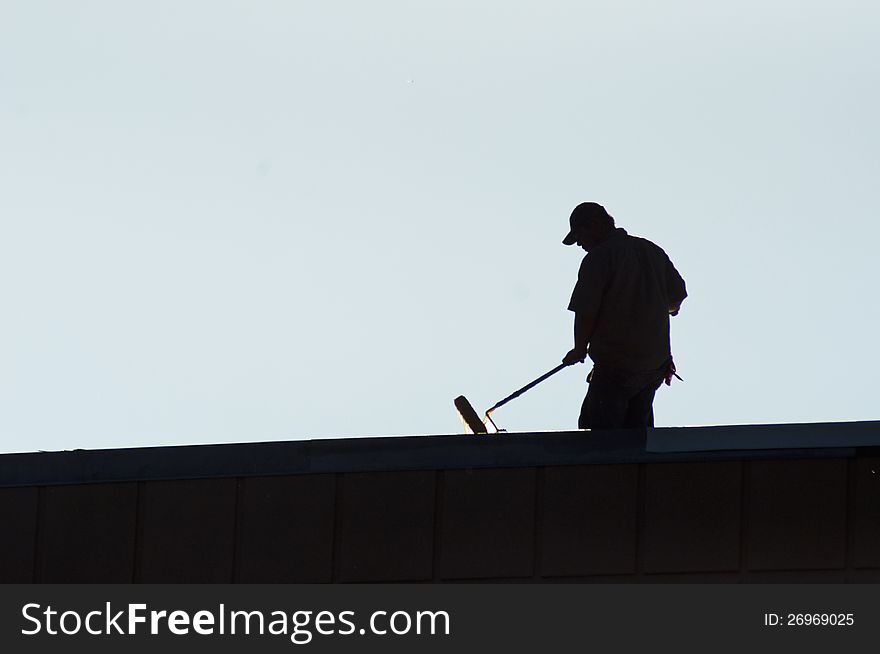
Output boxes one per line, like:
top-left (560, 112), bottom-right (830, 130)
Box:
top-left (578, 365), bottom-right (665, 430)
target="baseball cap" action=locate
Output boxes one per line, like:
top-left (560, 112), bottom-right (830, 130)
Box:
top-left (562, 202), bottom-right (611, 245)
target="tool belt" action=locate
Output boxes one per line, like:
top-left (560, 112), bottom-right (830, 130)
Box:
top-left (587, 357), bottom-right (682, 387)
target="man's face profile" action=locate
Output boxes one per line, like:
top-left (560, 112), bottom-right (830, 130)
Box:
top-left (574, 220), bottom-right (600, 251)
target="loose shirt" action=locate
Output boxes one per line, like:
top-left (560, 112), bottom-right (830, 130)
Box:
top-left (568, 228), bottom-right (687, 372)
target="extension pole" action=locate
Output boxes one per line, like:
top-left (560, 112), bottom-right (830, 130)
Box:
top-left (485, 363), bottom-right (568, 416)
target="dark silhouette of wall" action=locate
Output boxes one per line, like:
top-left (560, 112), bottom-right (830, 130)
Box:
top-left (2, 422), bottom-right (879, 583)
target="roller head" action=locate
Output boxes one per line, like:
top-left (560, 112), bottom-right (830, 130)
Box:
top-left (453, 395), bottom-right (488, 434)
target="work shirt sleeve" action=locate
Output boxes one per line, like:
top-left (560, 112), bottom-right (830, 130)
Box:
top-left (665, 257), bottom-right (687, 313)
top-left (567, 253), bottom-right (609, 324)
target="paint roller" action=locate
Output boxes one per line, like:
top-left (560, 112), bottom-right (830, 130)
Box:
top-left (454, 363), bottom-right (569, 434)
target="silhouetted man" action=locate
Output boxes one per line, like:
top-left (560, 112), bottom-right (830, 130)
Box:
top-left (561, 202), bottom-right (687, 429)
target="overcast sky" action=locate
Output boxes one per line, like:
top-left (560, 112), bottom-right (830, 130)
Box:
top-left (2, 0), bottom-right (878, 453)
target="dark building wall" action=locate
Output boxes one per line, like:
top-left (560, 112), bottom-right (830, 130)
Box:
top-left (2, 451), bottom-right (879, 583)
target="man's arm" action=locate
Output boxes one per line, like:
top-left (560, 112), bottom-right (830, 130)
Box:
top-left (563, 253), bottom-right (607, 365)
top-left (562, 312), bottom-right (594, 365)
top-left (666, 257), bottom-right (687, 315)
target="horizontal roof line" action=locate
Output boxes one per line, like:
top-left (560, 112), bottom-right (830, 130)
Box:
top-left (1, 420), bottom-right (878, 488)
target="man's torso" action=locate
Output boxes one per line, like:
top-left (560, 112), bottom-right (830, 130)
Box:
top-left (569, 229), bottom-right (676, 373)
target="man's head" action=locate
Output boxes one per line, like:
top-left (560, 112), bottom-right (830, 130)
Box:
top-left (562, 202), bottom-right (615, 251)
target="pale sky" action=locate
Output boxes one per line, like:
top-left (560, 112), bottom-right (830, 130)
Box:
top-left (2, 0), bottom-right (878, 453)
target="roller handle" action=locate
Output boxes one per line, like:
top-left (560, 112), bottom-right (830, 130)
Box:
top-left (486, 363), bottom-right (569, 415)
